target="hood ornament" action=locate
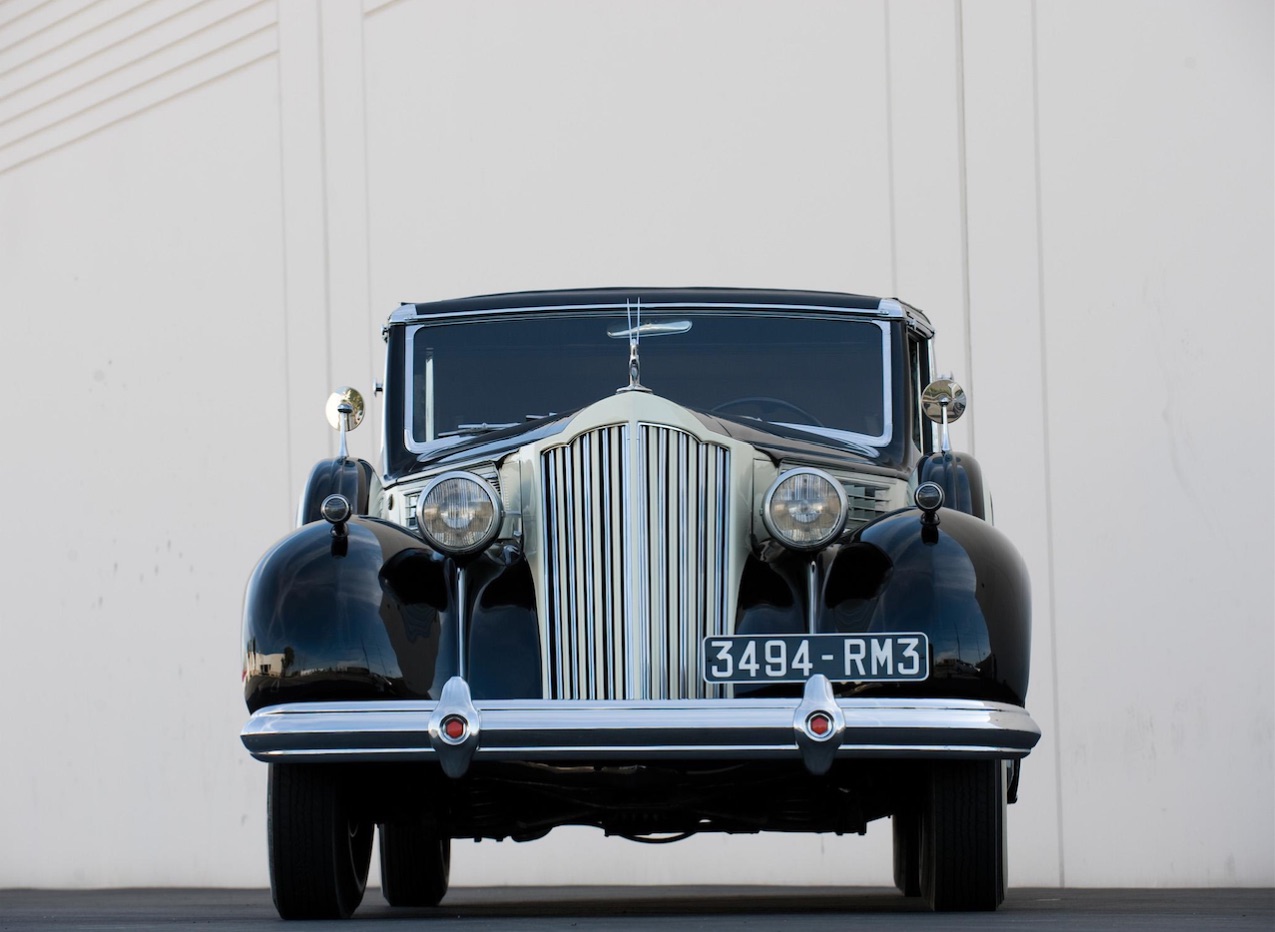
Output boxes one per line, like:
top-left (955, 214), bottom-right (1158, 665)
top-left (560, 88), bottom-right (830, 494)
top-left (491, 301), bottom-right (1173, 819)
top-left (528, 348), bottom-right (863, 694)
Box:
top-left (618, 299), bottom-right (651, 393)
top-left (606, 301), bottom-right (692, 394)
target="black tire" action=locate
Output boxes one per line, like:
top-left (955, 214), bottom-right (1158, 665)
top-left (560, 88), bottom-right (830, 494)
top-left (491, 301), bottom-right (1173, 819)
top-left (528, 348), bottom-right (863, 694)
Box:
top-left (379, 821), bottom-right (452, 907)
top-left (268, 764), bottom-right (374, 920)
top-left (892, 809), bottom-right (922, 897)
top-left (919, 760), bottom-right (1006, 912)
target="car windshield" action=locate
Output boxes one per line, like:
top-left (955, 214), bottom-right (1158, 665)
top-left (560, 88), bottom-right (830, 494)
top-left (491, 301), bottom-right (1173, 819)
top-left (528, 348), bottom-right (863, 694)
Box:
top-left (406, 311), bottom-right (890, 449)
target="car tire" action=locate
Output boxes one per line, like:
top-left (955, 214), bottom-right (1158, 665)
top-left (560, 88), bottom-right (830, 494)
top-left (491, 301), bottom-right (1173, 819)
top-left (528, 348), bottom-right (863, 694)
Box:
top-left (379, 821), bottom-right (451, 907)
top-left (891, 809), bottom-right (922, 897)
top-left (919, 760), bottom-right (1005, 912)
top-left (268, 764), bottom-right (373, 920)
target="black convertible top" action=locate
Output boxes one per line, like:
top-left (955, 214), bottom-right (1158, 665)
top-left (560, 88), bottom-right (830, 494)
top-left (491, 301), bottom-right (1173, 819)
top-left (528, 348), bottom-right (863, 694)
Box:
top-left (389, 287), bottom-right (930, 332)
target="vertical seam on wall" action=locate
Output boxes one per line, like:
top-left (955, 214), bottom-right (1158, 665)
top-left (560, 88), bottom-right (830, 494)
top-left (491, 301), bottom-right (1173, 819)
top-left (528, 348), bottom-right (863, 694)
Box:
top-left (274, 4), bottom-right (293, 526)
top-left (316, 0), bottom-right (333, 456)
top-left (954, 0), bottom-right (974, 455)
top-left (883, 0), bottom-right (897, 296)
top-left (358, 5), bottom-right (377, 472)
top-left (1030, 0), bottom-right (1067, 888)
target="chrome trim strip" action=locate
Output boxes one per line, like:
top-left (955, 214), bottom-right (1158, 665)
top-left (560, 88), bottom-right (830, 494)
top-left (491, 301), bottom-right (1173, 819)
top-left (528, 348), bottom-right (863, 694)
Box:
top-left (241, 690), bottom-right (1041, 775)
top-left (455, 566), bottom-right (469, 680)
top-left (875, 319), bottom-right (893, 444)
top-left (391, 300), bottom-right (910, 325)
top-left (806, 560), bottom-right (819, 634)
top-left (424, 350), bottom-right (435, 441)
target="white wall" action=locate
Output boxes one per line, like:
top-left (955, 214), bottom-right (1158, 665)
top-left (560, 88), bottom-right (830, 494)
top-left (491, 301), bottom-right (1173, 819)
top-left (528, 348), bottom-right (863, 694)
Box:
top-left (0, 0), bottom-right (1270, 889)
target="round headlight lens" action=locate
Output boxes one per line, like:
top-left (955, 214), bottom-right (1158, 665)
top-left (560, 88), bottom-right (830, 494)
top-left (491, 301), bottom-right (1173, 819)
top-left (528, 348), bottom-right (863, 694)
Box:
top-left (416, 472), bottom-right (503, 555)
top-left (762, 468), bottom-right (848, 551)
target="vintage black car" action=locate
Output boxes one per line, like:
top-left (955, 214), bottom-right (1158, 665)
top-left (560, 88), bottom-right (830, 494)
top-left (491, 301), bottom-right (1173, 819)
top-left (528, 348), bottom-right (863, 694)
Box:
top-left (241, 287), bottom-right (1039, 918)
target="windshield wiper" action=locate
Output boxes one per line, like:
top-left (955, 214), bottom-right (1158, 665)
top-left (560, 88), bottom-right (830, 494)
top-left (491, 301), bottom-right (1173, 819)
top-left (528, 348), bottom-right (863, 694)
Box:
top-left (437, 422), bottom-right (520, 437)
top-left (437, 413), bottom-right (559, 438)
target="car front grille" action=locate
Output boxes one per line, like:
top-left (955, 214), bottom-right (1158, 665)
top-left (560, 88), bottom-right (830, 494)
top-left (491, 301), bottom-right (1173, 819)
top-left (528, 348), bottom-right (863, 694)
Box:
top-left (540, 423), bottom-right (731, 700)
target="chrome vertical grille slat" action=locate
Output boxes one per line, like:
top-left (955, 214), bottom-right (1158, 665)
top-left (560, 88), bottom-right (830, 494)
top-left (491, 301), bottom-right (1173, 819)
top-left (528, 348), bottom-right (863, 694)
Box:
top-left (542, 423), bottom-right (730, 700)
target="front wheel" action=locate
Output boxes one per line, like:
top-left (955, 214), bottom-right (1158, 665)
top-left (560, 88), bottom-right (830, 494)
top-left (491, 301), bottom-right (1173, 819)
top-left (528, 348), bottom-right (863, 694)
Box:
top-left (380, 820), bottom-right (451, 907)
top-left (268, 764), bottom-right (374, 919)
top-left (919, 760), bottom-right (1006, 911)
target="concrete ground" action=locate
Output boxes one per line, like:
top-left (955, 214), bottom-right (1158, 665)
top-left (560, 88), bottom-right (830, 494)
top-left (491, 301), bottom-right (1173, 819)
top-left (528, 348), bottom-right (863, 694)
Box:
top-left (0, 886), bottom-right (1271, 931)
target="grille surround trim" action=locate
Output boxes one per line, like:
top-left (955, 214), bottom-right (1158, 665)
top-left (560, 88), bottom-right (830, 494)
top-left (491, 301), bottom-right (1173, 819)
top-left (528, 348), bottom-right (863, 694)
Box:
top-left (540, 421), bottom-right (731, 700)
top-left (520, 393), bottom-right (760, 702)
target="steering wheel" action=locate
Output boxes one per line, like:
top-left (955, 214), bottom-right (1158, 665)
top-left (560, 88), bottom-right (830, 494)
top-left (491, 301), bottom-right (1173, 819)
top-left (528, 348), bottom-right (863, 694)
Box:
top-left (710, 396), bottom-right (825, 428)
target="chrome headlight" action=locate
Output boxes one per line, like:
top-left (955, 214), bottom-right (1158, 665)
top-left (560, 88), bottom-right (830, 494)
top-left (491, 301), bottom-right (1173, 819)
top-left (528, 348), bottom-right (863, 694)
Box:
top-left (762, 468), bottom-right (848, 551)
top-left (416, 471), bottom-right (504, 555)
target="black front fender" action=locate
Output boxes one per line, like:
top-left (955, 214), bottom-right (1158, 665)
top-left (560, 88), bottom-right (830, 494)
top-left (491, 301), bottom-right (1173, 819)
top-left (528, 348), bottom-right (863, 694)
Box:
top-left (242, 517), bottom-right (451, 711)
top-left (822, 508), bottom-right (1031, 705)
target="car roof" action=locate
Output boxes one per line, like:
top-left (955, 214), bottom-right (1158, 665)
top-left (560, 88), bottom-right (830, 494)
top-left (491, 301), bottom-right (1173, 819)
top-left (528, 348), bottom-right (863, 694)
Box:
top-left (388, 287), bottom-right (933, 334)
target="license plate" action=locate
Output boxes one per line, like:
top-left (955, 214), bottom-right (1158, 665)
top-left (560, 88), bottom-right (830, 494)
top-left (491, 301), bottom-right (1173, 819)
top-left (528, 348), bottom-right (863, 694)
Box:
top-left (702, 633), bottom-right (930, 684)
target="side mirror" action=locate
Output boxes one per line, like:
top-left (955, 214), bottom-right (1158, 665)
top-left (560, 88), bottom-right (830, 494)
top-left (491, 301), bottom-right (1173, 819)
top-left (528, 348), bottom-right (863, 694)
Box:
top-left (325, 386), bottom-right (365, 459)
top-left (921, 378), bottom-right (966, 453)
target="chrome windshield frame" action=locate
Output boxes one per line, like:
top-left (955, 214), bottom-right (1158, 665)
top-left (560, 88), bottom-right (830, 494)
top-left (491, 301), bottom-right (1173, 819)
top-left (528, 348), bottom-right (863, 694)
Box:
top-left (402, 310), bottom-right (894, 456)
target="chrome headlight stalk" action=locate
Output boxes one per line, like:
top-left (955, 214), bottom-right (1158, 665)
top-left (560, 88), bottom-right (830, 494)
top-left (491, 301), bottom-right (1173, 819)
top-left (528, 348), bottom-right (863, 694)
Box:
top-left (761, 467), bottom-right (849, 552)
top-left (415, 471), bottom-right (505, 556)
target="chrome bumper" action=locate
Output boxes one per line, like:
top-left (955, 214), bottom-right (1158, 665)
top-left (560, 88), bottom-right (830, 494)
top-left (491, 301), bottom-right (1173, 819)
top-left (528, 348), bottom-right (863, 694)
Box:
top-left (240, 675), bottom-right (1041, 777)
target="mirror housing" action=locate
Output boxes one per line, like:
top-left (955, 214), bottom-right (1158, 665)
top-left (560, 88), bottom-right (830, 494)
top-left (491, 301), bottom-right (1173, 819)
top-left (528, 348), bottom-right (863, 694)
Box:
top-left (921, 378), bottom-right (966, 453)
top-left (325, 386), bottom-right (365, 459)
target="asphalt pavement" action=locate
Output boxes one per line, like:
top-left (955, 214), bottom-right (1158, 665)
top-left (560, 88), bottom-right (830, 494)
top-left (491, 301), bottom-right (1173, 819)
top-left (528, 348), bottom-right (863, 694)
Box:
top-left (1, 886), bottom-right (1271, 931)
